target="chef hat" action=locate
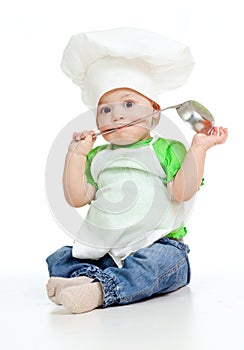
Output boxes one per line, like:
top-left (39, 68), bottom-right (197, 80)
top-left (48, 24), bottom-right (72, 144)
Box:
top-left (61, 27), bottom-right (194, 108)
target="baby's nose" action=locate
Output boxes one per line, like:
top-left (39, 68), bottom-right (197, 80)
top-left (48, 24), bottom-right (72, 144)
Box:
top-left (112, 113), bottom-right (125, 122)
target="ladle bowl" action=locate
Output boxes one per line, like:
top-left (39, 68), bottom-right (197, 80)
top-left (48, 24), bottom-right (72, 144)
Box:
top-left (175, 100), bottom-right (215, 135)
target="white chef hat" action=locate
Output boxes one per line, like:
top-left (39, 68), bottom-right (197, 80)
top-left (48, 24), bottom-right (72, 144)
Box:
top-left (61, 27), bottom-right (194, 108)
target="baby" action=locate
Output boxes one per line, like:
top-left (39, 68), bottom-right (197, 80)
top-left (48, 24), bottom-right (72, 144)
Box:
top-left (45, 28), bottom-right (228, 314)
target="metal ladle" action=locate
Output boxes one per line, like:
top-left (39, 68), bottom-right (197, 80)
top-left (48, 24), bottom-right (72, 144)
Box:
top-left (173, 100), bottom-right (215, 135)
top-left (74, 100), bottom-right (215, 141)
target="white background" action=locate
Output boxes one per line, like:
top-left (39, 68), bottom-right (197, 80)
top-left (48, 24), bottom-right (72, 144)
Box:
top-left (0, 0), bottom-right (242, 284)
top-left (1, 1), bottom-right (243, 349)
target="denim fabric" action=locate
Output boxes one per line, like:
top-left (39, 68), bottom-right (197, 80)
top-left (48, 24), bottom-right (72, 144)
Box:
top-left (46, 237), bottom-right (190, 308)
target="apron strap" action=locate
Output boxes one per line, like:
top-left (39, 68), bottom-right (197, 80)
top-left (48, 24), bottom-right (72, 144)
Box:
top-left (149, 135), bottom-right (159, 148)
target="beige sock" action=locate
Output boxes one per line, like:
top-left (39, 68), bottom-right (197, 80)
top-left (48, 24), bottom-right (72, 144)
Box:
top-left (59, 282), bottom-right (104, 314)
top-left (46, 276), bottom-right (93, 305)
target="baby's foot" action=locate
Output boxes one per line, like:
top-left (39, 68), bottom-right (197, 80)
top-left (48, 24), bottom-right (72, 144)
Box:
top-left (59, 282), bottom-right (104, 314)
top-left (46, 276), bottom-right (93, 305)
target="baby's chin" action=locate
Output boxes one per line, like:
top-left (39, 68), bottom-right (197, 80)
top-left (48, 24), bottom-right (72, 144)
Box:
top-left (110, 138), bottom-right (139, 146)
top-left (103, 133), bottom-right (146, 146)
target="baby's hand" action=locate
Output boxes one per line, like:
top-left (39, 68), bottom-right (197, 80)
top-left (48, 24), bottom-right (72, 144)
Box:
top-left (68, 130), bottom-right (96, 156)
top-left (191, 126), bottom-right (228, 151)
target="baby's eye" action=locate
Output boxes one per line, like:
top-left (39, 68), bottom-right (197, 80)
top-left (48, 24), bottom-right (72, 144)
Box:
top-left (101, 106), bottom-right (111, 114)
top-left (124, 101), bottom-right (134, 108)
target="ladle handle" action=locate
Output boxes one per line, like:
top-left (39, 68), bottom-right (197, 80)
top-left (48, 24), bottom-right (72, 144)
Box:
top-left (160, 103), bottom-right (182, 113)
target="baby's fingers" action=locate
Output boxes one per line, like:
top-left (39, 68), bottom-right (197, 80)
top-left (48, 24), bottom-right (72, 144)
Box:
top-left (72, 131), bottom-right (83, 141)
top-left (217, 127), bottom-right (228, 144)
top-left (221, 127), bottom-right (228, 142)
top-left (72, 130), bottom-right (89, 141)
top-left (210, 126), bottom-right (218, 136)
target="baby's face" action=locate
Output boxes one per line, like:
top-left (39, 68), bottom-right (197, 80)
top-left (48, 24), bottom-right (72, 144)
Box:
top-left (96, 88), bottom-right (159, 145)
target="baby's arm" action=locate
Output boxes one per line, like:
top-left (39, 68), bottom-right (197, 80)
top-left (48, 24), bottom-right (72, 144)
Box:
top-left (63, 131), bottom-right (96, 207)
top-left (168, 126), bottom-right (228, 202)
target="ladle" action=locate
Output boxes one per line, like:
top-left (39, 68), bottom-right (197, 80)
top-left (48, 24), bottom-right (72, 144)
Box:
top-left (74, 100), bottom-right (215, 141)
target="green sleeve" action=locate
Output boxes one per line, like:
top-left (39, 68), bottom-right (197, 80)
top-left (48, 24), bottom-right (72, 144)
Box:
top-left (153, 137), bottom-right (204, 240)
top-left (85, 144), bottom-right (108, 190)
top-left (166, 226), bottom-right (188, 239)
top-left (152, 138), bottom-right (187, 184)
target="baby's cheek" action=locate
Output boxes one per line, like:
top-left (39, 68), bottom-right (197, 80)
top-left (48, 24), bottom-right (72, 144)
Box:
top-left (98, 121), bottom-right (114, 131)
top-left (140, 119), bottom-right (152, 130)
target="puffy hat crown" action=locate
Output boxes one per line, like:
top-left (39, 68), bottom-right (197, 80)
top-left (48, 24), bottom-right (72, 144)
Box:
top-left (61, 27), bottom-right (194, 108)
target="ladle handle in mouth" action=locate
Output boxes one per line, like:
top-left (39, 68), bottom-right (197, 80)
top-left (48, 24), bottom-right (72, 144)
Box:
top-left (72, 128), bottom-right (120, 142)
top-left (73, 100), bottom-right (214, 142)
top-left (73, 109), bottom-right (164, 142)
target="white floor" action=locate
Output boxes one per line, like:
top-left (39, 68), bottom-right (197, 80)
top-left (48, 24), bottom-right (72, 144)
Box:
top-left (1, 269), bottom-right (243, 350)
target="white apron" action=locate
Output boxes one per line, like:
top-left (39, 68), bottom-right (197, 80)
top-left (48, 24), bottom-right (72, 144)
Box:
top-left (73, 136), bottom-right (185, 267)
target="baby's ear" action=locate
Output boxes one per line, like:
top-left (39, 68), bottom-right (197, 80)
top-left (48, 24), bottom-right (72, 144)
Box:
top-left (152, 101), bottom-right (160, 111)
top-left (151, 112), bottom-right (161, 129)
top-left (152, 111), bottom-right (160, 120)
top-left (150, 101), bottom-right (161, 128)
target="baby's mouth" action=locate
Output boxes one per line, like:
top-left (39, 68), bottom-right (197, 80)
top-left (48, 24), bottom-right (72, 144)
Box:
top-left (100, 123), bottom-right (129, 134)
top-left (99, 118), bottom-right (147, 135)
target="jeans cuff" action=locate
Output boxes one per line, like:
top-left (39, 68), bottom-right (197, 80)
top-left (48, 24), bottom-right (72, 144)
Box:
top-left (70, 265), bottom-right (119, 308)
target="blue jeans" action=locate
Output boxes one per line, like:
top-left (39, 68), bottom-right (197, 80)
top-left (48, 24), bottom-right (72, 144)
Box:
top-left (46, 237), bottom-right (190, 308)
